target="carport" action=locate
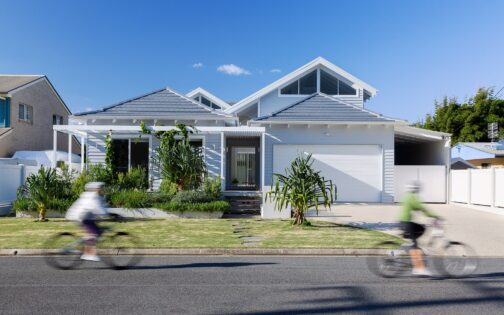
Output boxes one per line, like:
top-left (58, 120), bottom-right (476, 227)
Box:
top-left (394, 126), bottom-right (451, 202)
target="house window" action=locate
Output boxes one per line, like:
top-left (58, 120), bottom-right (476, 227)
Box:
top-left (481, 163), bottom-right (491, 169)
top-left (197, 96), bottom-right (222, 110)
top-left (19, 103), bottom-right (33, 123)
top-left (280, 69), bottom-right (358, 96)
top-left (280, 70), bottom-right (317, 95)
top-left (320, 70), bottom-right (357, 95)
top-left (52, 114), bottom-right (64, 125)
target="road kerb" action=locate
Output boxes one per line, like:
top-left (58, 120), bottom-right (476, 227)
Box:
top-left (0, 248), bottom-right (392, 256)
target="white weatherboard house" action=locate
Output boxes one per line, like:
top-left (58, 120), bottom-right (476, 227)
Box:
top-left (54, 57), bottom-right (451, 218)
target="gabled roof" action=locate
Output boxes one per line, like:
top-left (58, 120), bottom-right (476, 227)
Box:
top-left (226, 57), bottom-right (378, 114)
top-left (451, 157), bottom-right (475, 169)
top-left (186, 87), bottom-right (231, 110)
top-left (458, 142), bottom-right (504, 156)
top-left (73, 87), bottom-right (235, 120)
top-left (0, 75), bottom-right (44, 93)
top-left (0, 75), bottom-right (71, 115)
top-left (252, 93), bottom-right (400, 124)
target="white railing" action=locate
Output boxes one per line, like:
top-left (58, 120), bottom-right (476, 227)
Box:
top-left (450, 168), bottom-right (504, 210)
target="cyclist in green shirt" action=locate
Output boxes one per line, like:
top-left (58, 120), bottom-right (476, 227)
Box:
top-left (400, 181), bottom-right (441, 276)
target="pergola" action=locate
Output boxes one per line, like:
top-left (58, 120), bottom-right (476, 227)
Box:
top-left (52, 124), bottom-right (266, 181)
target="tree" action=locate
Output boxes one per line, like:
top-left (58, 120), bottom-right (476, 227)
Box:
top-left (418, 88), bottom-right (504, 145)
top-left (143, 123), bottom-right (206, 191)
top-left (267, 154), bottom-right (336, 225)
top-left (19, 167), bottom-right (63, 221)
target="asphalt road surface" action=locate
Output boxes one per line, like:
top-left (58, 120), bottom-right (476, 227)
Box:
top-left (1, 256), bottom-right (503, 314)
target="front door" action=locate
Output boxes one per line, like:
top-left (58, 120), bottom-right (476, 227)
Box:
top-left (230, 146), bottom-right (256, 189)
top-left (226, 137), bottom-right (260, 190)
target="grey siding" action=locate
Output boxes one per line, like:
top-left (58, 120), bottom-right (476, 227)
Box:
top-left (86, 132), bottom-right (107, 165)
top-left (264, 125), bottom-right (395, 202)
top-left (204, 134), bottom-right (222, 178)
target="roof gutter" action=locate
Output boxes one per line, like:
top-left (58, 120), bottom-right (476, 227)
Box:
top-left (249, 120), bottom-right (404, 126)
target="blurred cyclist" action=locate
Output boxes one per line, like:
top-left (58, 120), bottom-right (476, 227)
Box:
top-left (399, 181), bottom-right (441, 276)
top-left (66, 182), bottom-right (108, 262)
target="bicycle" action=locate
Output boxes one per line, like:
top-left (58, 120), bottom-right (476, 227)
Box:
top-left (367, 222), bottom-right (478, 278)
top-left (44, 214), bottom-right (142, 270)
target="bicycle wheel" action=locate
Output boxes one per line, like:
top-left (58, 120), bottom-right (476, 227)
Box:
top-left (367, 241), bottom-right (411, 278)
top-left (44, 232), bottom-right (84, 270)
top-left (436, 241), bottom-right (478, 278)
top-left (98, 231), bottom-right (142, 270)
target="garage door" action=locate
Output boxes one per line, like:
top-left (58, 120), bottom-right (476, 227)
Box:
top-left (273, 145), bottom-right (383, 202)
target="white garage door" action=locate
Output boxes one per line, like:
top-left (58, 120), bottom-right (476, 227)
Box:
top-left (273, 145), bottom-right (383, 202)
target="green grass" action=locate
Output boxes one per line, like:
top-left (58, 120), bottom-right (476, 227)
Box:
top-left (0, 218), bottom-right (403, 249)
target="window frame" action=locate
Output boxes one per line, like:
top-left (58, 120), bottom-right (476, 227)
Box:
top-left (52, 114), bottom-right (64, 125)
top-left (278, 67), bottom-right (359, 97)
top-left (18, 103), bottom-right (33, 123)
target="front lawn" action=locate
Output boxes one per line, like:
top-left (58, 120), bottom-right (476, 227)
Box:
top-left (0, 218), bottom-right (403, 249)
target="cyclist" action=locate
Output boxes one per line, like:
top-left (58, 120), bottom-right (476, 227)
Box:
top-left (65, 182), bottom-right (108, 262)
top-left (399, 181), bottom-right (441, 276)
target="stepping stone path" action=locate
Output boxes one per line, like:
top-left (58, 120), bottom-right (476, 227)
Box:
top-left (231, 221), bottom-right (264, 246)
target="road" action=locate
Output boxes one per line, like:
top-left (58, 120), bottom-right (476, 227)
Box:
top-left (1, 256), bottom-right (503, 314)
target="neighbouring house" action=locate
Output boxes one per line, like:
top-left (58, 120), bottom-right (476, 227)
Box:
top-left (452, 141), bottom-right (504, 168)
top-left (55, 57), bottom-right (451, 218)
top-left (451, 157), bottom-right (475, 170)
top-left (0, 75), bottom-right (79, 158)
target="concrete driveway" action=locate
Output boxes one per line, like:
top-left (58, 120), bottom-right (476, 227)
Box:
top-left (307, 203), bottom-right (504, 257)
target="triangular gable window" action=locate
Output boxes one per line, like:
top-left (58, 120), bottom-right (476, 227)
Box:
top-left (280, 70), bottom-right (317, 95)
top-left (194, 95), bottom-right (222, 110)
top-left (320, 70), bottom-right (356, 95)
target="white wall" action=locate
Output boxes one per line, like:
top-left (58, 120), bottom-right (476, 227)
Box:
top-left (262, 124), bottom-right (395, 218)
top-left (450, 168), bottom-right (504, 212)
top-left (395, 166), bottom-right (446, 203)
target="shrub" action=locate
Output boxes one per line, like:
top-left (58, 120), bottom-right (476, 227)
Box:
top-left (13, 198), bottom-right (34, 213)
top-left (171, 190), bottom-right (214, 204)
top-left (159, 180), bottom-right (178, 196)
top-left (13, 198), bottom-right (73, 214)
top-left (156, 201), bottom-right (230, 213)
top-left (147, 192), bottom-right (173, 204)
top-left (72, 163), bottom-right (112, 196)
top-left (18, 167), bottom-right (66, 221)
top-left (202, 177), bottom-right (221, 200)
top-left (109, 189), bottom-right (150, 208)
top-left (116, 167), bottom-right (148, 190)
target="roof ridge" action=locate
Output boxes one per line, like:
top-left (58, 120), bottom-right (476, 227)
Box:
top-left (74, 87), bottom-right (166, 116)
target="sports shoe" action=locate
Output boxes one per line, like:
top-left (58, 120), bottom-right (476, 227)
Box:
top-left (412, 268), bottom-right (432, 277)
top-left (81, 254), bottom-right (101, 262)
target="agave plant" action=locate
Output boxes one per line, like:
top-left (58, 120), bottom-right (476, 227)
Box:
top-left (267, 154), bottom-right (336, 225)
top-left (20, 167), bottom-right (63, 221)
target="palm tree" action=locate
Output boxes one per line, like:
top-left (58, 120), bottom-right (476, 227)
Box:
top-left (267, 154), bottom-right (336, 225)
top-left (20, 167), bottom-right (62, 221)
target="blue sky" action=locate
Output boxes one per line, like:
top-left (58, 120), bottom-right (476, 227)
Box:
top-left (1, 0), bottom-right (503, 122)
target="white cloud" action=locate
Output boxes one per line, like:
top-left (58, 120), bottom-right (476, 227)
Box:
top-left (192, 62), bottom-right (204, 68)
top-left (217, 64), bottom-right (251, 76)
top-left (270, 68), bottom-right (282, 73)
top-left (85, 107), bottom-right (93, 112)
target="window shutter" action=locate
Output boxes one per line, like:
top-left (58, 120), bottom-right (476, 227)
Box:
top-left (19, 104), bottom-right (25, 120)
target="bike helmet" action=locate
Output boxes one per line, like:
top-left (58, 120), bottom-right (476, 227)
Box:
top-left (405, 180), bottom-right (421, 194)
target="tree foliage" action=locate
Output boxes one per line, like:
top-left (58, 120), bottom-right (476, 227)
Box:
top-left (267, 154), bottom-right (336, 225)
top-left (142, 123), bottom-right (206, 191)
top-left (417, 88), bottom-right (504, 145)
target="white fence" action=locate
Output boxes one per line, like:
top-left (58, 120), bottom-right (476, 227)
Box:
top-left (395, 165), bottom-right (447, 203)
top-left (451, 169), bottom-right (504, 209)
top-left (0, 160), bottom-right (40, 205)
